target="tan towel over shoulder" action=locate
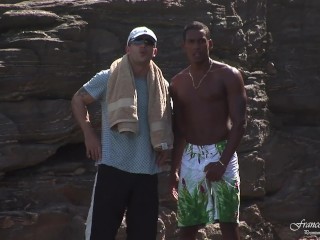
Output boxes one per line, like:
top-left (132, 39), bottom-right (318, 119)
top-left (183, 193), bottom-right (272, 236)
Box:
top-left (106, 54), bottom-right (173, 150)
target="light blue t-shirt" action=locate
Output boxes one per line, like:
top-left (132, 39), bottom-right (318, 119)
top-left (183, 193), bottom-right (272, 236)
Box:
top-left (83, 70), bottom-right (161, 174)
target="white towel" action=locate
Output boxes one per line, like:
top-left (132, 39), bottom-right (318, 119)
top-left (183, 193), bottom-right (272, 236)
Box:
top-left (106, 54), bottom-right (173, 150)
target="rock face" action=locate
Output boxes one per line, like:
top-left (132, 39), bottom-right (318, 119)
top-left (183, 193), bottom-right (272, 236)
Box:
top-left (262, 0), bottom-right (320, 227)
top-left (0, 0), bottom-right (319, 239)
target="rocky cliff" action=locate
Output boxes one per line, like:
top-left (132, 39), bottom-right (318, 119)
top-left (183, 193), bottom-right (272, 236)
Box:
top-left (0, 0), bottom-right (319, 239)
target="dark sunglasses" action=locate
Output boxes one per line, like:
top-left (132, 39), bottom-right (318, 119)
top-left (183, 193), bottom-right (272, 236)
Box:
top-left (129, 37), bottom-right (155, 47)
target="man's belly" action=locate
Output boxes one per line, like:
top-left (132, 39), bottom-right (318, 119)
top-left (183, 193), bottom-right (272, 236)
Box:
top-left (183, 127), bottom-right (229, 145)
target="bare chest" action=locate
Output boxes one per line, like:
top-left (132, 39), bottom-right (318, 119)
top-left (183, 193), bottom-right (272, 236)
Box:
top-left (177, 76), bottom-right (226, 106)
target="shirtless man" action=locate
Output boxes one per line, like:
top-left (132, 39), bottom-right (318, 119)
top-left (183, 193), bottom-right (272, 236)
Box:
top-left (169, 21), bottom-right (247, 240)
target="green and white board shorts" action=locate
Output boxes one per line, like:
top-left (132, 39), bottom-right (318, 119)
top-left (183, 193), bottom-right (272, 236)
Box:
top-left (177, 141), bottom-right (240, 227)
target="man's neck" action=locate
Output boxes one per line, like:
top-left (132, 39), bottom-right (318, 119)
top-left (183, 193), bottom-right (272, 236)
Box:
top-left (132, 65), bottom-right (149, 78)
top-left (129, 59), bottom-right (150, 78)
top-left (190, 58), bottom-right (211, 69)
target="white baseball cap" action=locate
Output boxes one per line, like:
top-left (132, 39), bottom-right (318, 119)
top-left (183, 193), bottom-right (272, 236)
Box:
top-left (127, 26), bottom-right (157, 46)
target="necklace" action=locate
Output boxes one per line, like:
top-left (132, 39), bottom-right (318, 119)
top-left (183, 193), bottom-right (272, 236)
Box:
top-left (188, 60), bottom-right (213, 89)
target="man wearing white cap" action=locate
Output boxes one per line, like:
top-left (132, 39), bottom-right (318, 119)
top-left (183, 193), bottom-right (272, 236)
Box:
top-left (72, 26), bottom-right (173, 240)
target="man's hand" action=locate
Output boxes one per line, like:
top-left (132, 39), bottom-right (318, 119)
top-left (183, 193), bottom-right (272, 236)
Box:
top-left (84, 129), bottom-right (102, 162)
top-left (156, 149), bottom-right (171, 167)
top-left (204, 162), bottom-right (226, 182)
top-left (169, 170), bottom-right (179, 200)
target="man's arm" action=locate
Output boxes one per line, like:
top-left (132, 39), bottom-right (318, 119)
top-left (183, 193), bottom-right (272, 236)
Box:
top-left (169, 81), bottom-right (186, 199)
top-left (220, 67), bottom-right (247, 165)
top-left (205, 67), bottom-right (247, 181)
top-left (71, 87), bottom-right (102, 161)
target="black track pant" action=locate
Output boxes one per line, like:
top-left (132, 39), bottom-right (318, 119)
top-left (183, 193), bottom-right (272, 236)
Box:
top-left (88, 165), bottom-right (159, 240)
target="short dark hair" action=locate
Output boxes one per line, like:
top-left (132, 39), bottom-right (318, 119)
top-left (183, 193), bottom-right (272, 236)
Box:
top-left (183, 21), bottom-right (211, 41)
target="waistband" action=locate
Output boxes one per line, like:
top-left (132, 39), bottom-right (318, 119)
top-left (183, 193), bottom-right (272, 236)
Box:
top-left (185, 140), bottom-right (227, 155)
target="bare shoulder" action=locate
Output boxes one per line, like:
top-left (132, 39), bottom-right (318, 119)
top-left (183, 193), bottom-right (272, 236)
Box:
top-left (170, 67), bottom-right (189, 94)
top-left (171, 68), bottom-right (188, 83)
top-left (212, 61), bottom-right (243, 81)
top-left (212, 60), bottom-right (239, 73)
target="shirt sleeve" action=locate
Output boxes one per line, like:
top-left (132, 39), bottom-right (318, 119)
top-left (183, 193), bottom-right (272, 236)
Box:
top-left (83, 69), bottom-right (110, 101)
